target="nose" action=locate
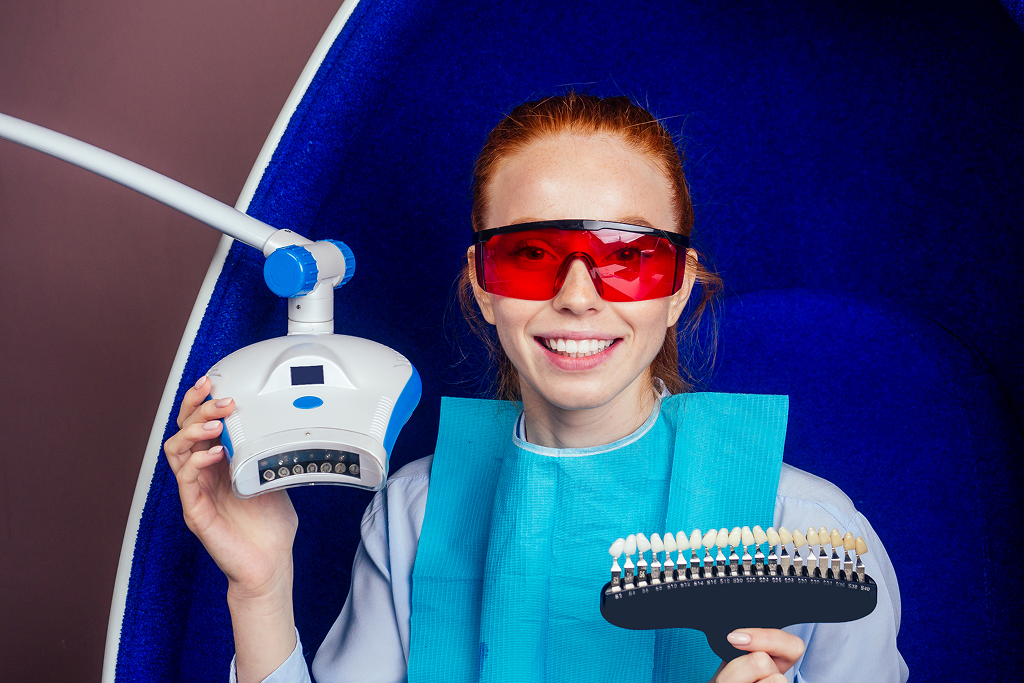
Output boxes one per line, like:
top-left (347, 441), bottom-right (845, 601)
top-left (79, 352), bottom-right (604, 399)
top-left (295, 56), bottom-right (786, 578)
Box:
top-left (552, 257), bottom-right (603, 313)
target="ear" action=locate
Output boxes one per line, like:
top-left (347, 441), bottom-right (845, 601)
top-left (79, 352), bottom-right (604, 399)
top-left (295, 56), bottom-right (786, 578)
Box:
top-left (665, 248), bottom-right (699, 327)
top-left (467, 245), bottom-right (497, 325)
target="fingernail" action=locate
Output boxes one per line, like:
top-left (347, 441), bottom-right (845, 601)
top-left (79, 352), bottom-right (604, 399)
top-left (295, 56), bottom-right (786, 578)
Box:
top-left (194, 376), bottom-right (206, 389)
top-left (209, 445), bottom-right (223, 455)
top-left (215, 398), bottom-right (232, 408)
top-left (727, 631), bottom-right (751, 645)
top-left (203, 420), bottom-right (221, 431)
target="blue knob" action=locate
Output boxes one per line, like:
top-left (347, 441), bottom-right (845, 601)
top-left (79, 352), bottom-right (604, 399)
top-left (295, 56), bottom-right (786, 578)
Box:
top-left (264, 245), bottom-right (319, 297)
top-left (326, 240), bottom-right (356, 287)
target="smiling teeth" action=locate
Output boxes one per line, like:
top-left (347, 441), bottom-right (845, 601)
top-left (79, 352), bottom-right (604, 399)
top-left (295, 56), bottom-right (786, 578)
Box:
top-left (543, 338), bottom-right (613, 357)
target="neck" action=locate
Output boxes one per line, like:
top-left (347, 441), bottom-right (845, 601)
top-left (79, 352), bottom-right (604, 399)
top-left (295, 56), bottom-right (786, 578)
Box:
top-left (519, 374), bottom-right (659, 449)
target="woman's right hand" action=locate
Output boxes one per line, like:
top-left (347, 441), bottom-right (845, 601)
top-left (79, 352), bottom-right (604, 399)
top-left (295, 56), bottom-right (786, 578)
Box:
top-left (163, 375), bottom-right (298, 597)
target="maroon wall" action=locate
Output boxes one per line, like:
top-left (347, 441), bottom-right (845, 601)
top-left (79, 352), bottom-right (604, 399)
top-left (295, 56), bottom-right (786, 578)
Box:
top-left (0, 1), bottom-right (343, 680)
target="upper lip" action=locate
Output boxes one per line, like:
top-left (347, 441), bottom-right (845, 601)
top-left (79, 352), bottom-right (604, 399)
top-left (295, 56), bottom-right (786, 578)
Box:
top-left (535, 332), bottom-right (620, 341)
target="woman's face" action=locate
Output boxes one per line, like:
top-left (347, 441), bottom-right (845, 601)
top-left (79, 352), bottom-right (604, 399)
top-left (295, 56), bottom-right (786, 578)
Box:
top-left (471, 133), bottom-right (696, 412)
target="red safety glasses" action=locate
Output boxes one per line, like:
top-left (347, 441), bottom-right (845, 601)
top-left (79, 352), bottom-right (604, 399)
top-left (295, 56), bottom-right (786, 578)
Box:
top-left (473, 220), bottom-right (689, 302)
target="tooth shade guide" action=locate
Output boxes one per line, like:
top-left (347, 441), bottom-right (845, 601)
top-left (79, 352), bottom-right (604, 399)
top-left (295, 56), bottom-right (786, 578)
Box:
top-left (599, 571), bottom-right (879, 663)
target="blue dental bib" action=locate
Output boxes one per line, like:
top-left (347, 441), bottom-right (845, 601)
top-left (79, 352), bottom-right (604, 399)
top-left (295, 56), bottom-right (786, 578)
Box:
top-left (410, 392), bottom-right (787, 682)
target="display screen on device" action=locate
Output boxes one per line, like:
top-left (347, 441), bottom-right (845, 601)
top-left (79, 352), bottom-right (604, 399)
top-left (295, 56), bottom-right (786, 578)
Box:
top-left (290, 365), bottom-right (325, 385)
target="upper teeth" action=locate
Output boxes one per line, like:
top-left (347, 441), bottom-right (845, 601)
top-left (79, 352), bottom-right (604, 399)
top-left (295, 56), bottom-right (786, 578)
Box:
top-left (542, 338), bottom-right (613, 357)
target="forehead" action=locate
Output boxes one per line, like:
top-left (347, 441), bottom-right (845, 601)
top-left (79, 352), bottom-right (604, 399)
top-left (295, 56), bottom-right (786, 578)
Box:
top-left (485, 133), bottom-right (677, 231)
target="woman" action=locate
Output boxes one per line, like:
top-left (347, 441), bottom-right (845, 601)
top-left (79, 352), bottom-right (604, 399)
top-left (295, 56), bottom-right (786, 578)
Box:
top-left (165, 94), bottom-right (906, 683)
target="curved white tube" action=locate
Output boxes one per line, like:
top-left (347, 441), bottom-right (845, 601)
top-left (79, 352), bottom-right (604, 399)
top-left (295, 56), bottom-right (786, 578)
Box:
top-left (0, 111), bottom-right (279, 251)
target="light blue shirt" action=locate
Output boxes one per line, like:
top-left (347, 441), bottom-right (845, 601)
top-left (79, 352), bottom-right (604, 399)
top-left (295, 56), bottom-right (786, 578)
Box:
top-left (233, 407), bottom-right (909, 683)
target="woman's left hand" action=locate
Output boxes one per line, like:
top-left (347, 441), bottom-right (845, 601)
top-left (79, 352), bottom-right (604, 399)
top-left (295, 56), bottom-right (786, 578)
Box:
top-left (709, 628), bottom-right (805, 683)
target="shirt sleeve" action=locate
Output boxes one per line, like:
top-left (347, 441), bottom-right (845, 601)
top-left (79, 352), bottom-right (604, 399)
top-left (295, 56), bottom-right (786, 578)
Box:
top-left (227, 629), bottom-right (311, 683)
top-left (774, 464), bottom-right (910, 683)
top-left (310, 457), bottom-right (432, 683)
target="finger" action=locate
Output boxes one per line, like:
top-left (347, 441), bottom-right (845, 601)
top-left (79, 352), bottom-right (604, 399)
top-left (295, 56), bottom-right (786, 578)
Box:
top-left (178, 396), bottom-right (236, 436)
top-left (715, 651), bottom-right (780, 683)
top-left (177, 376), bottom-right (211, 428)
top-left (175, 445), bottom-right (227, 510)
top-left (165, 419), bottom-right (224, 473)
top-left (728, 628), bottom-right (805, 670)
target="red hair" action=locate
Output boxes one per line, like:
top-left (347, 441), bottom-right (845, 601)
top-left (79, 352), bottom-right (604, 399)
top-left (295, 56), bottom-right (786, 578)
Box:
top-left (458, 93), bottom-right (722, 400)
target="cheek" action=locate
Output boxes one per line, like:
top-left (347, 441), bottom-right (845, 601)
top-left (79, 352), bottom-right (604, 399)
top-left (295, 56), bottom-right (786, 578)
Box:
top-left (489, 298), bottom-right (541, 351)
top-left (622, 301), bottom-right (673, 344)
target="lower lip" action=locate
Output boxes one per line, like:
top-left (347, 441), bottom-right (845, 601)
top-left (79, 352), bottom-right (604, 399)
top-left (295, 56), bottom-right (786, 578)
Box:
top-left (536, 338), bottom-right (619, 370)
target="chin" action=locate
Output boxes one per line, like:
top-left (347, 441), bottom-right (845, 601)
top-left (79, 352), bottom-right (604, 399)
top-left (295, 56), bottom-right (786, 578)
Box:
top-left (524, 377), bottom-right (621, 411)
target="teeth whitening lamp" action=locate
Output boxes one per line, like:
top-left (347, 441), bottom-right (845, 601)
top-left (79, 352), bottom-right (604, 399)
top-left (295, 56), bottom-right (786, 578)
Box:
top-left (0, 112), bottom-right (421, 497)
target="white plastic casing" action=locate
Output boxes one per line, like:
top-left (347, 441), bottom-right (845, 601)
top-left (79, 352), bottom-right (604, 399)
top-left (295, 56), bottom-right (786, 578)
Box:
top-left (207, 334), bottom-right (418, 497)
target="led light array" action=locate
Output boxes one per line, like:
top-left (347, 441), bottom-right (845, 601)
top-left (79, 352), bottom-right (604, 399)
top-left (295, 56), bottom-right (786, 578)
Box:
top-left (606, 525), bottom-right (870, 593)
top-left (258, 448), bottom-right (361, 485)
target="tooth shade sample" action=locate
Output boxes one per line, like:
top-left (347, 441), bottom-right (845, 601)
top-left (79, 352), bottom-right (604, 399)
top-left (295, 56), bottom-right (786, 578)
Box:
top-left (793, 529), bottom-right (807, 548)
top-left (702, 530), bottom-right (718, 550)
top-left (844, 532), bottom-right (856, 550)
top-left (752, 525), bottom-right (768, 546)
top-left (609, 538), bottom-right (625, 558)
top-left (565, 339), bottom-right (578, 353)
top-left (664, 533), bottom-right (677, 553)
top-left (715, 528), bottom-right (729, 549)
top-left (625, 535), bottom-right (637, 556)
top-left (689, 530), bottom-right (702, 550)
top-left (807, 527), bottom-right (819, 546)
top-left (650, 534), bottom-right (664, 554)
top-left (729, 527), bottom-right (742, 547)
top-left (779, 526), bottom-right (793, 546)
top-left (856, 536), bottom-right (869, 555)
top-left (741, 526), bottom-right (755, 547)
top-left (766, 527), bottom-right (781, 546)
top-left (636, 533), bottom-right (652, 553)
top-left (831, 529), bottom-right (843, 547)
top-left (818, 527), bottom-right (829, 544)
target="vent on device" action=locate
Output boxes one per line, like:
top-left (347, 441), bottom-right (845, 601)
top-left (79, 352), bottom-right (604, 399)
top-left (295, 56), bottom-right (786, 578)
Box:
top-left (224, 410), bottom-right (246, 444)
top-left (369, 395), bottom-right (394, 441)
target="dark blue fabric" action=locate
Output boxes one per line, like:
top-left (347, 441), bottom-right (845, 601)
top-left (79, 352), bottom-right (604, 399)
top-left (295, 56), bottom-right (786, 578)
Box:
top-left (117, 0), bottom-right (1023, 680)
top-left (1002, 0), bottom-right (1024, 30)
top-left (710, 289), bottom-right (1022, 675)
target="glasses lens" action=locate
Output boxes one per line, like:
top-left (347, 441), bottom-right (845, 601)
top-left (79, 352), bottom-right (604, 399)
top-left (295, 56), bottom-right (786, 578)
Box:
top-left (588, 229), bottom-right (680, 302)
top-left (479, 227), bottom-right (682, 302)
top-left (480, 229), bottom-right (568, 300)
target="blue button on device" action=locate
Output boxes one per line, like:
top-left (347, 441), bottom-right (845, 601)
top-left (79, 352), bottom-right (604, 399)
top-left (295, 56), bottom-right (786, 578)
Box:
top-left (293, 396), bottom-right (324, 409)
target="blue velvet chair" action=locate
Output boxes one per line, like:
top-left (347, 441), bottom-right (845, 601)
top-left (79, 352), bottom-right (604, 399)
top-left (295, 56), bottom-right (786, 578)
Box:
top-left (106, 1), bottom-right (1023, 680)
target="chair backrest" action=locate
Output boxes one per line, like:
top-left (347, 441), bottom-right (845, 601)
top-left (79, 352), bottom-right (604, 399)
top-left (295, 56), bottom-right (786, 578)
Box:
top-left (710, 289), bottom-right (1022, 676)
top-left (109, 0), bottom-right (1023, 679)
